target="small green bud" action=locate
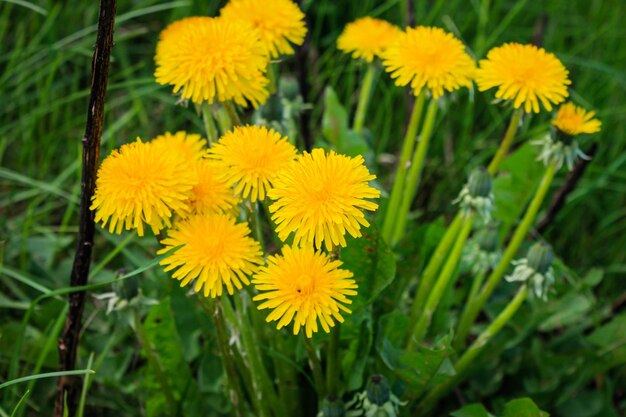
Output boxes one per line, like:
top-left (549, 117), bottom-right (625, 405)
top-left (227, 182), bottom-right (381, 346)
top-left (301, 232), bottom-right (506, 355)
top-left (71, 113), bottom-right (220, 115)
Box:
top-left (476, 226), bottom-right (499, 253)
top-left (279, 76), bottom-right (300, 101)
top-left (321, 396), bottom-right (345, 417)
top-left (467, 167), bottom-right (492, 198)
top-left (366, 375), bottom-right (391, 406)
top-left (527, 242), bottom-right (554, 275)
top-left (260, 94), bottom-right (283, 121)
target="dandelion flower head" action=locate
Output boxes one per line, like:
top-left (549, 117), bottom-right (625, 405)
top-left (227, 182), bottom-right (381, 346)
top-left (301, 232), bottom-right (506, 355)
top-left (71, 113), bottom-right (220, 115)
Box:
top-left (221, 0), bottom-right (306, 58)
top-left (382, 26), bottom-right (476, 98)
top-left (158, 213), bottom-right (263, 297)
top-left (337, 17), bottom-right (402, 63)
top-left (155, 16), bottom-right (269, 107)
top-left (253, 245), bottom-right (358, 337)
top-left (476, 43), bottom-right (571, 113)
top-left (268, 148), bottom-right (380, 250)
top-left (91, 139), bottom-right (195, 236)
top-left (552, 102), bottom-right (601, 136)
top-left (208, 125), bottom-right (297, 202)
top-left (151, 131), bottom-right (206, 162)
top-left (185, 159), bottom-right (239, 216)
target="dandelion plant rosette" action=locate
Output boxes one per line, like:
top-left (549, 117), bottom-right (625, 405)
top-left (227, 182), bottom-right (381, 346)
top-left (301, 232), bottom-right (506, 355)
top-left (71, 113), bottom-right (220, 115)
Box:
top-left (268, 149), bottom-right (380, 250)
top-left (476, 43), bottom-right (571, 113)
top-left (382, 26), bottom-right (476, 98)
top-left (220, 0), bottom-right (307, 58)
top-left (253, 245), bottom-right (358, 337)
top-left (158, 213), bottom-right (263, 297)
top-left (337, 17), bottom-right (401, 63)
top-left (154, 16), bottom-right (269, 107)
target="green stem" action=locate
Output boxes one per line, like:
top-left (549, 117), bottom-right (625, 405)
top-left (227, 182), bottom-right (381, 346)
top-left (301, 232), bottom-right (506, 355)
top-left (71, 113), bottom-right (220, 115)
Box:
top-left (454, 269), bottom-right (487, 351)
top-left (353, 63), bottom-right (377, 133)
top-left (418, 285), bottom-right (528, 412)
top-left (206, 299), bottom-right (248, 417)
top-left (214, 105), bottom-right (233, 134)
top-left (381, 92), bottom-right (426, 243)
top-left (407, 214), bottom-right (474, 351)
top-left (487, 108), bottom-right (523, 175)
top-left (224, 101), bottom-right (242, 127)
top-left (409, 214), bottom-right (463, 326)
top-left (304, 336), bottom-right (327, 399)
top-left (474, 0), bottom-right (491, 55)
top-left (465, 162), bottom-right (556, 340)
top-left (201, 103), bottom-right (218, 146)
top-left (391, 99), bottom-right (439, 245)
top-left (229, 294), bottom-right (284, 417)
top-left (326, 326), bottom-right (341, 397)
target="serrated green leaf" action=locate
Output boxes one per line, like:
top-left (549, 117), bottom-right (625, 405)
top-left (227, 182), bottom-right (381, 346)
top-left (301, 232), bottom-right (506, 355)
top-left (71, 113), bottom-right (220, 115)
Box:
top-left (340, 224), bottom-right (396, 312)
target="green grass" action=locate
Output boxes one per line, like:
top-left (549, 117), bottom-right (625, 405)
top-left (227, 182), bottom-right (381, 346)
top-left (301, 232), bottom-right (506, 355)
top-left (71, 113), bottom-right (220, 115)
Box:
top-left (1, 0), bottom-right (626, 416)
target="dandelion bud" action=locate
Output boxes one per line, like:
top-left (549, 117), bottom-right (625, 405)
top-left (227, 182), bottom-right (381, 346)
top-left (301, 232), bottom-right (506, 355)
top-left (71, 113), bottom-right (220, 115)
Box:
top-left (468, 167), bottom-right (492, 198)
top-left (506, 241), bottom-right (556, 300)
top-left (367, 375), bottom-right (391, 406)
top-left (280, 76), bottom-right (300, 101)
top-left (476, 225), bottom-right (499, 253)
top-left (321, 396), bottom-right (345, 417)
top-left (526, 242), bottom-right (554, 275)
top-left (453, 167), bottom-right (494, 221)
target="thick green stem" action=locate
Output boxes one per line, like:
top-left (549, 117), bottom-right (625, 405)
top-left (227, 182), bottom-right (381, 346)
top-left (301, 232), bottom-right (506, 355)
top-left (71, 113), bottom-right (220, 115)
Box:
top-left (391, 99), bottom-right (439, 245)
top-left (464, 162), bottom-right (556, 342)
top-left (454, 270), bottom-right (487, 351)
top-left (353, 63), bottom-right (377, 133)
top-left (304, 336), bottom-right (327, 399)
top-left (224, 101), bottom-right (242, 127)
top-left (487, 109), bottom-right (523, 175)
top-left (326, 325), bottom-right (341, 397)
top-left (228, 294), bottom-right (284, 417)
top-left (407, 214), bottom-right (474, 351)
top-left (208, 299), bottom-right (248, 417)
top-left (409, 214), bottom-right (464, 327)
top-left (418, 285), bottom-right (528, 412)
top-left (381, 93), bottom-right (426, 243)
top-left (201, 103), bottom-right (218, 146)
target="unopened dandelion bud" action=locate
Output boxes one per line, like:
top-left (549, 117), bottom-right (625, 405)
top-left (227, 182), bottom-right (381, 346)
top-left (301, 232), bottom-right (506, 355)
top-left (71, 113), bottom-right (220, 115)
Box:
top-left (506, 241), bottom-right (556, 300)
top-left (476, 225), bottom-right (499, 253)
top-left (527, 242), bottom-right (554, 275)
top-left (468, 167), bottom-right (492, 198)
top-left (453, 167), bottom-right (494, 221)
top-left (280, 76), bottom-right (300, 101)
top-left (367, 375), bottom-right (391, 406)
top-left (321, 396), bottom-right (345, 417)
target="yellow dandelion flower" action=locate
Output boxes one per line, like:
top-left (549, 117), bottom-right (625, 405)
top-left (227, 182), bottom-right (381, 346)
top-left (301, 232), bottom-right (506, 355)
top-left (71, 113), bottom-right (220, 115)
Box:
top-left (268, 148), bottom-right (380, 250)
top-left (91, 139), bottom-right (195, 236)
top-left (154, 16), bottom-right (269, 107)
top-left (552, 102), bottom-right (601, 136)
top-left (337, 17), bottom-right (402, 63)
top-left (476, 43), bottom-right (571, 113)
top-left (158, 213), bottom-right (263, 297)
top-left (382, 26), bottom-right (476, 98)
top-left (208, 125), bottom-right (297, 202)
top-left (253, 245), bottom-right (357, 337)
top-left (220, 0), bottom-right (306, 58)
top-left (151, 131), bottom-right (206, 162)
top-left (186, 159), bottom-right (239, 215)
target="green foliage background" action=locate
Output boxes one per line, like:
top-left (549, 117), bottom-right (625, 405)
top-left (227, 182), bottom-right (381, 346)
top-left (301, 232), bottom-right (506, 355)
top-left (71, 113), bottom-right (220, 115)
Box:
top-left (1, 0), bottom-right (625, 416)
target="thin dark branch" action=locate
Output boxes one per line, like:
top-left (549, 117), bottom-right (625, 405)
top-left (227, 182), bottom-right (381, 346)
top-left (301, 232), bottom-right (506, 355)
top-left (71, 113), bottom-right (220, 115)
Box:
top-left (536, 143), bottom-right (597, 234)
top-left (54, 1), bottom-right (116, 416)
